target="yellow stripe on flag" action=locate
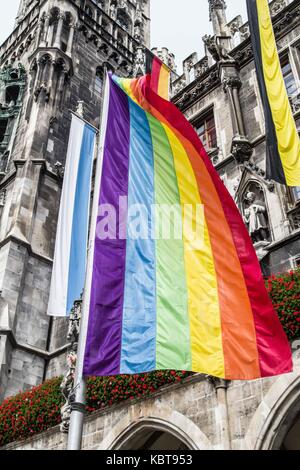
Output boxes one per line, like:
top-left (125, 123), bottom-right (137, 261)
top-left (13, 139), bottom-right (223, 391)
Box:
top-left (163, 124), bottom-right (225, 378)
top-left (257, 0), bottom-right (300, 186)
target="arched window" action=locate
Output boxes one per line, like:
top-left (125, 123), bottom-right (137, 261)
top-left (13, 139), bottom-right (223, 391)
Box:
top-left (116, 9), bottom-right (132, 33)
top-left (117, 31), bottom-right (125, 45)
top-left (6, 85), bottom-right (20, 105)
top-left (85, 6), bottom-right (93, 18)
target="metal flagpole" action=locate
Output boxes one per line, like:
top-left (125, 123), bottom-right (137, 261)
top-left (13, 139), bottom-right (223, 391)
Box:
top-left (67, 67), bottom-right (109, 450)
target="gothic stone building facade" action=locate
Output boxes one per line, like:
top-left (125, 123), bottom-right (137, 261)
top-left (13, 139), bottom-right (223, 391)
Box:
top-left (0, 0), bottom-right (300, 451)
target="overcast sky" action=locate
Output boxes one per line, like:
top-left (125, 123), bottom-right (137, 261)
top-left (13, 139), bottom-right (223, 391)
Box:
top-left (0, 1), bottom-right (248, 70)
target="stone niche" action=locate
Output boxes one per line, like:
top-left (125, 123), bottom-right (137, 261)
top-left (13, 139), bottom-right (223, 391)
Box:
top-left (241, 181), bottom-right (271, 246)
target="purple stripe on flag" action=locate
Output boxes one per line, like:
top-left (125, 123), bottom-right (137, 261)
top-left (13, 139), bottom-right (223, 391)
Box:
top-left (83, 78), bottom-right (130, 376)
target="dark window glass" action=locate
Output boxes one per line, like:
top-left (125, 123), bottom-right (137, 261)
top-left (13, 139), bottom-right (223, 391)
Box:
top-left (195, 110), bottom-right (217, 151)
top-left (0, 119), bottom-right (8, 143)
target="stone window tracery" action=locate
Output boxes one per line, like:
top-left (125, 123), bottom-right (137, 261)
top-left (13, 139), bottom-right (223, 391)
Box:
top-left (0, 64), bottom-right (26, 173)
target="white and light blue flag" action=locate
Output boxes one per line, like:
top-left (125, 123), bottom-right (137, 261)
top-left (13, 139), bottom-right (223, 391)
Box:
top-left (47, 115), bottom-right (96, 317)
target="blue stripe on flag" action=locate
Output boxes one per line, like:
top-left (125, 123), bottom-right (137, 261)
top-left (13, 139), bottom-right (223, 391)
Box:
top-left (120, 100), bottom-right (156, 374)
top-left (67, 124), bottom-right (96, 314)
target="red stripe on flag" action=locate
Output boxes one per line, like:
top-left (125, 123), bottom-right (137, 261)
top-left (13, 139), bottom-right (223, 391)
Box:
top-left (150, 56), bottom-right (162, 95)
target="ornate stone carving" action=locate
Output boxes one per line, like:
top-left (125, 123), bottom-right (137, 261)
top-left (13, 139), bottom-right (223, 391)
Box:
top-left (203, 34), bottom-right (232, 62)
top-left (0, 64), bottom-right (26, 169)
top-left (270, 0), bottom-right (287, 17)
top-left (110, 3), bottom-right (117, 20)
top-left (134, 1), bottom-right (143, 27)
top-left (133, 46), bottom-right (145, 77)
top-left (134, 24), bottom-right (142, 43)
top-left (60, 299), bottom-right (81, 434)
top-left (223, 75), bottom-right (242, 92)
top-left (242, 161), bottom-right (275, 192)
top-left (172, 78), bottom-right (187, 96)
top-left (118, 0), bottom-right (127, 9)
top-left (175, 68), bottom-right (220, 111)
top-left (227, 15), bottom-right (243, 38)
top-left (273, 6), bottom-right (300, 35)
top-left (206, 375), bottom-right (229, 390)
top-left (195, 57), bottom-right (209, 78)
top-left (288, 205), bottom-right (300, 231)
top-left (231, 138), bottom-right (252, 163)
top-left (0, 189), bottom-right (6, 207)
top-left (31, 52), bottom-right (71, 109)
top-left (290, 94), bottom-right (300, 114)
top-left (242, 186), bottom-right (270, 244)
top-left (239, 23), bottom-right (250, 41)
top-left (233, 43), bottom-right (253, 66)
top-left (208, 0), bottom-right (228, 36)
top-left (76, 100), bottom-right (84, 118)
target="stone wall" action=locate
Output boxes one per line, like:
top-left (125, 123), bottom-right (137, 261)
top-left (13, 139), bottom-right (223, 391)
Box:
top-left (2, 349), bottom-right (300, 451)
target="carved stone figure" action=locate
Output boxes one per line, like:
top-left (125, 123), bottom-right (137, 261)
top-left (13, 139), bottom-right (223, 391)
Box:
top-left (243, 191), bottom-right (269, 243)
top-left (133, 46), bottom-right (145, 77)
top-left (203, 34), bottom-right (232, 62)
top-left (60, 299), bottom-right (81, 433)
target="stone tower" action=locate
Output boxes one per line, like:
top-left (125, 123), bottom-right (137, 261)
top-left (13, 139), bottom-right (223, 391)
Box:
top-left (0, 0), bottom-right (151, 401)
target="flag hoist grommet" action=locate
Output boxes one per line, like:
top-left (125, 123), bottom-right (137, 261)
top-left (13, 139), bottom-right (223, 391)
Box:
top-left (247, 0), bottom-right (300, 187)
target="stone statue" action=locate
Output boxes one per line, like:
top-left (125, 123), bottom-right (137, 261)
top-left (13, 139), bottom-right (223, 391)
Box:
top-left (203, 34), bottom-right (232, 62)
top-left (243, 191), bottom-right (269, 244)
top-left (134, 24), bottom-right (142, 42)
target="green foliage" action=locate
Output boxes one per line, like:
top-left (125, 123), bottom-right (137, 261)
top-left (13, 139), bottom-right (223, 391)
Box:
top-left (0, 371), bottom-right (190, 447)
top-left (0, 377), bottom-right (63, 447)
top-left (266, 268), bottom-right (300, 341)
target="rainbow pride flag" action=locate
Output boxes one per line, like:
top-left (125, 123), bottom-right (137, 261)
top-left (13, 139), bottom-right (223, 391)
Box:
top-left (83, 73), bottom-right (292, 380)
top-left (145, 50), bottom-right (170, 100)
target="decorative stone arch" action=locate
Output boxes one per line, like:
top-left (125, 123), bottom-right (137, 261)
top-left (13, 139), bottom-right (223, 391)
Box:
top-left (245, 349), bottom-right (300, 450)
top-left (98, 404), bottom-right (212, 450)
top-left (238, 177), bottom-right (269, 213)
